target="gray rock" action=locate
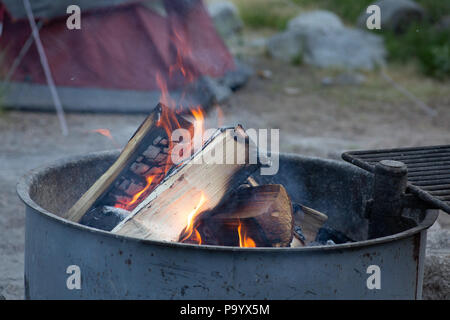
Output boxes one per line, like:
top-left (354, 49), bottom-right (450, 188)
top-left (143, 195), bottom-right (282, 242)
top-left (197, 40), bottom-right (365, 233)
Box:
top-left (199, 76), bottom-right (233, 104)
top-left (322, 72), bottom-right (367, 86)
top-left (288, 10), bottom-right (344, 33)
top-left (321, 77), bottom-right (334, 86)
top-left (247, 37), bottom-right (267, 50)
top-left (302, 27), bottom-right (386, 70)
top-left (257, 69), bottom-right (273, 80)
top-left (266, 30), bottom-right (304, 63)
top-left (437, 15), bottom-right (450, 31)
top-left (267, 10), bottom-right (386, 70)
top-left (207, 1), bottom-right (243, 39)
top-left (283, 87), bottom-right (301, 95)
top-left (219, 59), bottom-right (253, 90)
top-left (358, 0), bottom-right (425, 33)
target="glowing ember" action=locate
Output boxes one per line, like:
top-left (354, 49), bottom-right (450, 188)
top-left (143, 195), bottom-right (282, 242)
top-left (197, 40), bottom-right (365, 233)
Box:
top-left (90, 128), bottom-right (119, 147)
top-left (115, 175), bottom-right (155, 211)
top-left (92, 128), bottom-right (113, 139)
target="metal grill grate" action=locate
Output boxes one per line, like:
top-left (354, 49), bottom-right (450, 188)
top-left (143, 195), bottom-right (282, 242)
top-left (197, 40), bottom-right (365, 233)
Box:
top-left (342, 145), bottom-right (450, 214)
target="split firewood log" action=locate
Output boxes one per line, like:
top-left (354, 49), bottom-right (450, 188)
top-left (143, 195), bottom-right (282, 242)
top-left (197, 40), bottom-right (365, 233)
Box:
top-left (112, 125), bottom-right (260, 242)
top-left (63, 104), bottom-right (193, 224)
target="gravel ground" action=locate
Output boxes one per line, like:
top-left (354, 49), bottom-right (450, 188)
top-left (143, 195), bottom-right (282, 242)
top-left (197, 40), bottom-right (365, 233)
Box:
top-left (0, 111), bottom-right (146, 299)
top-left (0, 57), bottom-right (449, 299)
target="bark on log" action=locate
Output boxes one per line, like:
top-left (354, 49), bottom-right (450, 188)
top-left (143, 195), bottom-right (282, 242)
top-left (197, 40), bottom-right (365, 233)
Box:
top-left (189, 184), bottom-right (293, 247)
top-left (247, 176), bottom-right (328, 246)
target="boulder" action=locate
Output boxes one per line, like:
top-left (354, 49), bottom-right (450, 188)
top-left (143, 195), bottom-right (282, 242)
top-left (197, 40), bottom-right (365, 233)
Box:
top-left (357, 0), bottom-right (425, 33)
top-left (219, 59), bottom-right (253, 91)
top-left (267, 10), bottom-right (344, 63)
top-left (437, 15), bottom-right (450, 31)
top-left (266, 30), bottom-right (304, 63)
top-left (198, 76), bottom-right (232, 104)
top-left (301, 27), bottom-right (386, 70)
top-left (207, 1), bottom-right (243, 39)
top-left (288, 10), bottom-right (344, 33)
top-left (267, 10), bottom-right (386, 70)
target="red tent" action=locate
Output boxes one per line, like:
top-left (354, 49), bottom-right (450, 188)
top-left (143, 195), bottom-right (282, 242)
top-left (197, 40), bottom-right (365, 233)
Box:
top-left (0, 0), bottom-right (237, 112)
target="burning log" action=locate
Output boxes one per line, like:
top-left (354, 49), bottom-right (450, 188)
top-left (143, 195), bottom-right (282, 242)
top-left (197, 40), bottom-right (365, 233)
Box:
top-left (247, 176), bottom-right (328, 247)
top-left (112, 125), bottom-right (260, 242)
top-left (63, 104), bottom-right (193, 224)
top-left (182, 184), bottom-right (294, 247)
top-left (65, 102), bottom-right (326, 248)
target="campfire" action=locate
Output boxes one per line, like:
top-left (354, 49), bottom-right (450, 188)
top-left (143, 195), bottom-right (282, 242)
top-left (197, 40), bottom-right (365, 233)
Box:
top-left (64, 102), bottom-right (330, 248)
top-left (9, 0), bottom-right (450, 301)
top-left (57, 21), bottom-right (336, 249)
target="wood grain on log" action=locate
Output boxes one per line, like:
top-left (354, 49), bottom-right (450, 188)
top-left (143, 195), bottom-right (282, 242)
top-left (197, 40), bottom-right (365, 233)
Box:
top-left (112, 125), bottom-right (259, 242)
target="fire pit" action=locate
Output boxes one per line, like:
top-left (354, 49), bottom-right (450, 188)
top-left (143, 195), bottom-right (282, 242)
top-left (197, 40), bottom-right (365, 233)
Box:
top-left (18, 150), bottom-right (439, 299)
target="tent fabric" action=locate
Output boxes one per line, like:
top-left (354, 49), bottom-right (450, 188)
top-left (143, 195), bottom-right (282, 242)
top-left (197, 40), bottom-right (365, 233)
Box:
top-left (0, 0), bottom-right (235, 92)
top-left (0, 77), bottom-right (225, 113)
top-left (1, 0), bottom-right (141, 20)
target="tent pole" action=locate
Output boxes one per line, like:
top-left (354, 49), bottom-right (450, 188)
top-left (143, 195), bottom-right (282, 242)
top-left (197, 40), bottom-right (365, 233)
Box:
top-left (23, 0), bottom-right (69, 136)
top-left (4, 20), bottom-right (44, 84)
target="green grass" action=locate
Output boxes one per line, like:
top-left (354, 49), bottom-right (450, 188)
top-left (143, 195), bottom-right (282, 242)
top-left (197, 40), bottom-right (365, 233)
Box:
top-left (383, 24), bottom-right (450, 79)
top-left (232, 0), bottom-right (300, 30)
top-left (291, 52), bottom-right (303, 66)
top-left (292, 0), bottom-right (373, 23)
top-left (292, 0), bottom-right (450, 24)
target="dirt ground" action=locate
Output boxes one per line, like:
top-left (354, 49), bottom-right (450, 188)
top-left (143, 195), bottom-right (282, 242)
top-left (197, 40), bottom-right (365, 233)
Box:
top-left (0, 55), bottom-right (449, 299)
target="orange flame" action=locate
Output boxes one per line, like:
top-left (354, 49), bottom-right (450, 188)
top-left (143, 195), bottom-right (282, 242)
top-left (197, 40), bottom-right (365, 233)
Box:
top-left (215, 105), bottom-right (224, 128)
top-left (191, 106), bottom-right (205, 150)
top-left (194, 229), bottom-right (202, 245)
top-left (191, 107), bottom-right (204, 132)
top-left (169, 28), bottom-right (196, 83)
top-left (115, 175), bottom-right (155, 211)
top-left (156, 72), bottom-right (177, 111)
top-left (116, 42), bottom-right (207, 212)
top-left (238, 221), bottom-right (256, 248)
top-left (179, 193), bottom-right (207, 243)
top-left (116, 102), bottom-right (199, 211)
top-left (113, 24), bottom-right (228, 245)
